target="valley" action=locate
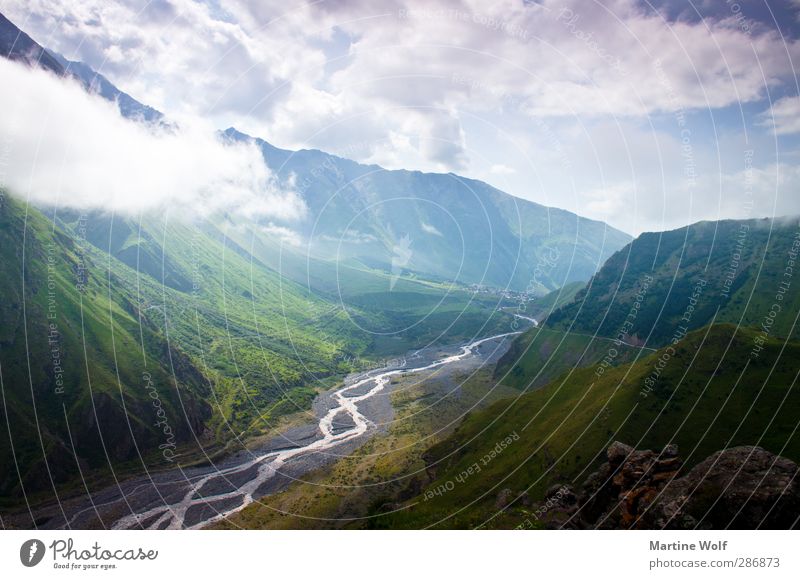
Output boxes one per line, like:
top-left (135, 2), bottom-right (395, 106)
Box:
top-left (3, 330), bottom-right (523, 529)
top-left (1, 8), bottom-right (800, 534)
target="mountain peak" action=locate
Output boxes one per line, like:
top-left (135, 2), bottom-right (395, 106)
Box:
top-left (0, 11), bottom-right (63, 74)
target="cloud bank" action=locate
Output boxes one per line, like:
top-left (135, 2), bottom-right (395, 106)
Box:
top-left (0, 57), bottom-right (305, 220)
top-left (4, 0), bottom-right (800, 233)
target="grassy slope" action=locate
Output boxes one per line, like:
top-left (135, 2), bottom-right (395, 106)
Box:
top-left (54, 208), bottom-right (365, 441)
top-left (493, 326), bottom-right (644, 391)
top-left (523, 281), bottom-right (584, 320)
top-left (382, 324), bottom-right (800, 528)
top-left (547, 218), bottom-right (800, 346)
top-left (212, 216), bottom-right (517, 357)
top-left (0, 197), bottom-right (212, 501)
top-left (1, 195), bottom-right (515, 505)
top-left (493, 282), bottom-right (619, 392)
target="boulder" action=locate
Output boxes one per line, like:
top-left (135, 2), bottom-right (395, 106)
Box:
top-left (571, 442), bottom-right (799, 529)
top-left (647, 446), bottom-right (800, 530)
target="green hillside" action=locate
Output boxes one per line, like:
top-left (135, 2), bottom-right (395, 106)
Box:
top-left (523, 281), bottom-right (585, 321)
top-left (494, 281), bottom-right (640, 392)
top-left (547, 218), bottom-right (800, 346)
top-left (381, 324), bottom-right (800, 528)
top-left (0, 195), bottom-right (513, 505)
top-left (0, 197), bottom-right (212, 498)
top-left (493, 326), bottom-right (644, 391)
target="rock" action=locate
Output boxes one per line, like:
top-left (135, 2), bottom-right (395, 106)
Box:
top-left (495, 488), bottom-right (514, 510)
top-left (607, 441), bottom-right (634, 465)
top-left (647, 446), bottom-right (800, 530)
top-left (528, 485), bottom-right (580, 529)
top-left (662, 444), bottom-right (679, 458)
top-left (578, 463), bottom-right (616, 523)
top-left (573, 443), bottom-right (800, 529)
top-left (579, 441), bottom-right (682, 528)
top-left (545, 484), bottom-right (576, 505)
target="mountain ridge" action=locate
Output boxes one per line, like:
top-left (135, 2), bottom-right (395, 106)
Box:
top-left (223, 126), bottom-right (631, 292)
top-left (0, 10), bottom-right (632, 293)
top-left (544, 217), bottom-right (800, 345)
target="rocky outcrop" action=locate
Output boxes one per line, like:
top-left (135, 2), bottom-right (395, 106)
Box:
top-left (578, 441), bottom-right (682, 528)
top-left (646, 446), bottom-right (800, 529)
top-left (527, 442), bottom-right (800, 529)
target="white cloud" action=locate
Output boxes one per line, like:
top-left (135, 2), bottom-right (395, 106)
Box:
top-left (261, 223), bottom-right (303, 246)
top-left (11, 0), bottom-right (798, 174)
top-left (420, 221), bottom-right (443, 236)
top-left (583, 183), bottom-right (633, 220)
top-left (318, 230), bottom-right (378, 244)
top-left (758, 96), bottom-right (800, 135)
top-left (0, 58), bottom-right (305, 220)
top-left (3, 0), bottom-right (800, 233)
top-left (490, 164), bottom-right (515, 175)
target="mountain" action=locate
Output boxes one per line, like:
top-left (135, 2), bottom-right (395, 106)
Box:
top-left (0, 192), bottom-right (517, 505)
top-left (546, 217), bottom-right (800, 345)
top-left (0, 12), bottom-right (629, 511)
top-left (379, 216), bottom-right (800, 527)
top-left (51, 54), bottom-right (162, 123)
top-left (379, 324), bottom-right (800, 528)
top-left (0, 10), bottom-right (632, 295)
top-left (0, 13), bottom-right (517, 506)
top-left (494, 216), bottom-right (800, 397)
top-left (0, 12), bottom-right (62, 74)
top-left (1, 12), bottom-right (159, 124)
top-left (227, 129), bottom-right (632, 293)
top-left (0, 197), bottom-right (211, 497)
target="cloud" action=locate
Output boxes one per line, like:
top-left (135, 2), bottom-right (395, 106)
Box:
top-left (490, 164), bottom-right (516, 175)
top-left (477, 115), bottom-right (800, 235)
top-left (758, 96), bottom-right (800, 135)
top-left (0, 58), bottom-right (305, 220)
top-left (261, 223), bottom-right (303, 246)
top-left (2, 0), bottom-right (311, 120)
top-left (4, 0), bottom-right (800, 233)
top-left (318, 230), bottom-right (378, 244)
top-left (582, 183), bottom-right (632, 220)
top-left (7, 0), bottom-right (799, 162)
top-left (420, 221), bottom-right (443, 236)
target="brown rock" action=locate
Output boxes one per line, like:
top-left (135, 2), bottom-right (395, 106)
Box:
top-left (575, 443), bottom-right (799, 529)
top-left (648, 446), bottom-right (800, 530)
top-left (607, 441), bottom-right (634, 465)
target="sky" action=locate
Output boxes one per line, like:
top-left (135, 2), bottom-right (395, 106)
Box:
top-left (0, 57), bottom-right (307, 221)
top-left (2, 0), bottom-right (800, 235)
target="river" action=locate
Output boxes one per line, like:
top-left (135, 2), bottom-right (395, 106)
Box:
top-left (14, 330), bottom-right (521, 529)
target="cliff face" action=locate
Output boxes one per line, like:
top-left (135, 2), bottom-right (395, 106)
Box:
top-left (530, 442), bottom-right (800, 530)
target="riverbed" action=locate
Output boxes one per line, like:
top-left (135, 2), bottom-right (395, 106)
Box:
top-left (11, 331), bottom-right (520, 529)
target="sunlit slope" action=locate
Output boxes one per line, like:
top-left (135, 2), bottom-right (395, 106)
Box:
top-left (383, 324), bottom-right (800, 528)
top-left (0, 197), bottom-right (212, 499)
top-left (0, 195), bottom-right (515, 504)
top-left (547, 218), bottom-right (800, 345)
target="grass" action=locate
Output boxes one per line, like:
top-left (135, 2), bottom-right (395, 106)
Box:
top-left (0, 193), bottom-right (515, 506)
top-left (494, 325), bottom-right (644, 391)
top-left (380, 323), bottom-right (800, 528)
